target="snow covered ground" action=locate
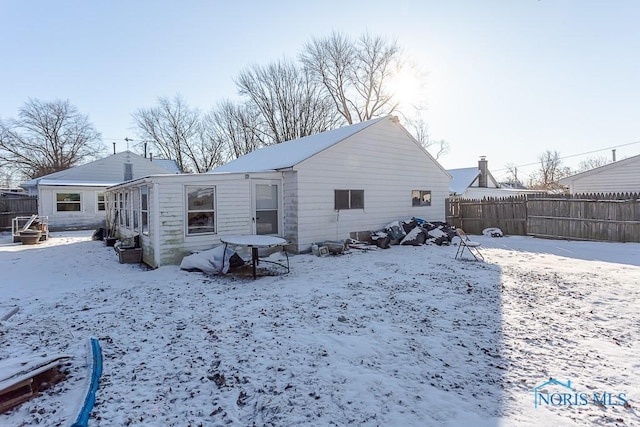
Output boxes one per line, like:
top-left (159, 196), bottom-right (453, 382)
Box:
top-left (1, 230), bottom-right (639, 426)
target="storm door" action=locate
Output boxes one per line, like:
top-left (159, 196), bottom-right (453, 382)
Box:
top-left (252, 180), bottom-right (280, 235)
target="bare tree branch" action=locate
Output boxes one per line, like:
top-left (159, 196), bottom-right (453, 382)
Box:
top-left (403, 115), bottom-right (449, 160)
top-left (235, 59), bottom-right (337, 144)
top-left (0, 99), bottom-right (103, 180)
top-left (576, 155), bottom-right (609, 173)
top-left (300, 31), bottom-right (402, 124)
top-left (528, 150), bottom-right (572, 189)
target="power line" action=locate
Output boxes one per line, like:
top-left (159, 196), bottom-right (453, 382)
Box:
top-left (493, 139), bottom-right (640, 173)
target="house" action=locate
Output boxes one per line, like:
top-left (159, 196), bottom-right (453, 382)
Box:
top-left (558, 153), bottom-right (640, 194)
top-left (448, 156), bottom-right (539, 199)
top-left (20, 151), bottom-right (180, 230)
top-left (105, 116), bottom-right (451, 268)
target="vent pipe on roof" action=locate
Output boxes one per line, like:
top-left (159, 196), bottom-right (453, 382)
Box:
top-left (149, 152), bottom-right (153, 162)
top-left (144, 142), bottom-right (148, 159)
top-left (612, 149), bottom-right (616, 162)
top-left (113, 142), bottom-right (116, 155)
top-left (478, 156), bottom-right (488, 188)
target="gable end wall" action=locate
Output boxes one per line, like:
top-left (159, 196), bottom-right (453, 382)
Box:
top-left (293, 120), bottom-right (450, 251)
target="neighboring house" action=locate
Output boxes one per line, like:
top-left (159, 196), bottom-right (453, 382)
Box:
top-left (0, 188), bottom-right (28, 198)
top-left (105, 116), bottom-right (451, 268)
top-left (448, 157), bottom-right (539, 199)
top-left (20, 151), bottom-right (180, 230)
top-left (558, 153), bottom-right (640, 194)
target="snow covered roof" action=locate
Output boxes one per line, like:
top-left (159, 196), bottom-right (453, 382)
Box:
top-left (151, 158), bottom-right (182, 174)
top-left (447, 167), bottom-right (480, 194)
top-left (36, 179), bottom-right (122, 187)
top-left (20, 151), bottom-right (180, 188)
top-left (211, 117), bottom-right (387, 173)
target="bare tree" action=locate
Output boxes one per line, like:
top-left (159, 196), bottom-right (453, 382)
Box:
top-left (403, 116), bottom-right (449, 159)
top-left (300, 31), bottom-right (403, 124)
top-left (576, 155), bottom-right (609, 173)
top-left (204, 101), bottom-right (263, 161)
top-left (235, 59), bottom-right (337, 144)
top-left (503, 163), bottom-right (523, 187)
top-left (0, 99), bottom-right (103, 180)
top-left (529, 150), bottom-right (572, 189)
top-left (132, 95), bottom-right (223, 173)
top-left (0, 163), bottom-right (17, 187)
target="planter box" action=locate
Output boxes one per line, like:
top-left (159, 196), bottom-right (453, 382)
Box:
top-left (117, 247), bottom-right (142, 264)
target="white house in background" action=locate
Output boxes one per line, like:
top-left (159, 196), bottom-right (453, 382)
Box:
top-left (448, 156), bottom-right (538, 199)
top-left (558, 153), bottom-right (640, 194)
top-left (105, 116), bottom-right (451, 268)
top-left (20, 151), bottom-right (180, 230)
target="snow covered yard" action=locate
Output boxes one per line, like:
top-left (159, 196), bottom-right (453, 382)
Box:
top-left (1, 231), bottom-right (639, 426)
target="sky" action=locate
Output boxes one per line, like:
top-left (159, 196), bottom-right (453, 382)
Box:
top-left (2, 1), bottom-right (640, 182)
top-left (1, 230), bottom-right (639, 425)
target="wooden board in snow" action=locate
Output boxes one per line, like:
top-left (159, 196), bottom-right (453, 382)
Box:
top-left (0, 354), bottom-right (69, 413)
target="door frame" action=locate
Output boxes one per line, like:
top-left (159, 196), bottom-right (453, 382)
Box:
top-left (251, 179), bottom-right (283, 236)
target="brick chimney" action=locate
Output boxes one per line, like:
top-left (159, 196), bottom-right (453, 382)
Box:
top-left (478, 156), bottom-right (488, 188)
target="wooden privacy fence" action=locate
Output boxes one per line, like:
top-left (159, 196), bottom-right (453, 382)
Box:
top-left (446, 192), bottom-right (640, 243)
top-left (0, 196), bottom-right (38, 231)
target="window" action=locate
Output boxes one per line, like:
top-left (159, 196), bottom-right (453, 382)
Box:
top-left (132, 189), bottom-right (140, 231)
top-left (124, 192), bottom-right (130, 228)
top-left (412, 190), bottom-right (431, 207)
top-left (255, 183), bottom-right (278, 235)
top-left (141, 186), bottom-right (149, 236)
top-left (118, 193), bottom-right (124, 225)
top-left (334, 189), bottom-right (364, 210)
top-left (124, 163), bottom-right (133, 181)
top-left (186, 186), bottom-right (215, 235)
top-left (56, 193), bottom-right (81, 212)
top-left (97, 193), bottom-right (106, 211)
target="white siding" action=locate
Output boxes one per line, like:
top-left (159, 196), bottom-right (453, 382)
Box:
top-left (282, 171), bottom-right (299, 247)
top-left (156, 175), bottom-right (253, 266)
top-left (109, 172), bottom-right (281, 267)
top-left (38, 186), bottom-right (107, 230)
top-left (565, 157), bottom-right (640, 194)
top-left (292, 119), bottom-right (450, 252)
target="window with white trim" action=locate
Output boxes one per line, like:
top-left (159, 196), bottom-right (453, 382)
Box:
top-left (334, 189), bottom-right (364, 210)
top-left (56, 192), bottom-right (81, 212)
top-left (412, 190), bottom-right (431, 207)
top-left (186, 186), bottom-right (215, 235)
top-left (124, 192), bottom-right (130, 228)
top-left (141, 186), bottom-right (149, 236)
top-left (118, 192), bottom-right (124, 225)
top-left (132, 189), bottom-right (140, 231)
top-left (97, 193), bottom-right (106, 211)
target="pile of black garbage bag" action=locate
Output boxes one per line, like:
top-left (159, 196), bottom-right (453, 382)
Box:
top-left (370, 218), bottom-right (457, 249)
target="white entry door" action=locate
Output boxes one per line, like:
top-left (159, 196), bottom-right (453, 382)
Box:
top-left (252, 180), bottom-right (280, 235)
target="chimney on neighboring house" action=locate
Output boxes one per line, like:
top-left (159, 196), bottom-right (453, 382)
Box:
top-left (478, 156), bottom-right (488, 188)
top-left (612, 149), bottom-right (616, 162)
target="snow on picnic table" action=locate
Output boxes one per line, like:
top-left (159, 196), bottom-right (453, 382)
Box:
top-left (0, 230), bottom-right (639, 426)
